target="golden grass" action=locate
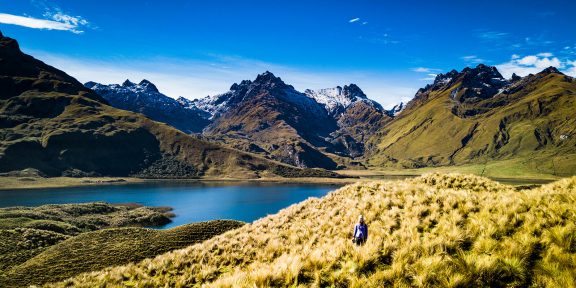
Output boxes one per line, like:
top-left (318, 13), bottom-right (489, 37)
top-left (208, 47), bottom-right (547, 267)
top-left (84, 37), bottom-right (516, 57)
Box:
top-left (49, 173), bottom-right (576, 287)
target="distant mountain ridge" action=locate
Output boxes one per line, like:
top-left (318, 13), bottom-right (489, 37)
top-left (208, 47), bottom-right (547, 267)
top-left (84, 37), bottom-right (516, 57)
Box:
top-left (71, 42), bottom-right (576, 175)
top-left (85, 79), bottom-right (209, 133)
top-left (91, 71), bottom-right (391, 169)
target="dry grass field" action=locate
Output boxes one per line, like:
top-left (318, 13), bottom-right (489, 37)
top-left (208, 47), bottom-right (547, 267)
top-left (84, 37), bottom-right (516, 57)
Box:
top-left (48, 173), bottom-right (576, 287)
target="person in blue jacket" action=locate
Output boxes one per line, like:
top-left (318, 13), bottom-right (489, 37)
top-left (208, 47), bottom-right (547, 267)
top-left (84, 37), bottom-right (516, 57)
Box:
top-left (353, 215), bottom-right (368, 245)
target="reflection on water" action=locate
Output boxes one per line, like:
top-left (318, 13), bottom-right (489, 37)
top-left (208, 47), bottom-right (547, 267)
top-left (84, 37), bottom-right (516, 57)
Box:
top-left (0, 182), bottom-right (342, 228)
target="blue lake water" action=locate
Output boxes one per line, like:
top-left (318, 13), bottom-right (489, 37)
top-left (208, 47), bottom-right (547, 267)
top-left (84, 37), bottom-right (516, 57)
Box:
top-left (0, 182), bottom-right (342, 228)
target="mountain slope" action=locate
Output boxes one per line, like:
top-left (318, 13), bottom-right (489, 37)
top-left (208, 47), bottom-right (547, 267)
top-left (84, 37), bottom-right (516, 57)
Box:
top-left (305, 85), bottom-right (392, 157)
top-left (85, 80), bottom-right (210, 133)
top-left (191, 72), bottom-right (341, 169)
top-left (367, 64), bottom-right (576, 175)
top-left (49, 174), bottom-right (576, 287)
top-left (178, 75), bottom-right (390, 169)
top-left (0, 32), bottom-right (335, 178)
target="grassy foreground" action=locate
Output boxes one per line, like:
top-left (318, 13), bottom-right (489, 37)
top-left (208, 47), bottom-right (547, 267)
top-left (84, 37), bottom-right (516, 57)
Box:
top-left (49, 173), bottom-right (576, 287)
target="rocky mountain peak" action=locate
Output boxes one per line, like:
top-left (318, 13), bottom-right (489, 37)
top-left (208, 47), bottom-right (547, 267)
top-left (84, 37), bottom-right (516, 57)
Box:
top-left (511, 73), bottom-right (522, 82)
top-left (253, 71), bottom-right (287, 87)
top-left (342, 84), bottom-right (367, 99)
top-left (230, 80), bottom-right (252, 91)
top-left (0, 32), bottom-right (22, 56)
top-left (84, 81), bottom-right (98, 89)
top-left (138, 79), bottom-right (159, 92)
top-left (122, 79), bottom-right (136, 87)
top-left (450, 64), bottom-right (508, 102)
top-left (462, 64), bottom-right (505, 81)
top-left (433, 69), bottom-right (459, 86)
top-left (539, 66), bottom-right (563, 75)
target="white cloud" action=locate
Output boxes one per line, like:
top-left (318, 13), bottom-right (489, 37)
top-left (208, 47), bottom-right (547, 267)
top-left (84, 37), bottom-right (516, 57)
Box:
top-left (412, 67), bottom-right (440, 73)
top-left (0, 12), bottom-right (89, 34)
top-left (349, 18), bottom-right (360, 23)
top-left (462, 55), bottom-right (485, 64)
top-left (496, 53), bottom-right (574, 78)
top-left (28, 50), bottom-right (419, 108)
top-left (419, 73), bottom-right (437, 81)
top-left (537, 52), bottom-right (553, 57)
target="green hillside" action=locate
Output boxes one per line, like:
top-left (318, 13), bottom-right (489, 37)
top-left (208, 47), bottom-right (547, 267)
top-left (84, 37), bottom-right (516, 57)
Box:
top-left (1, 220), bottom-right (243, 287)
top-left (49, 174), bottom-right (576, 287)
top-left (0, 202), bottom-right (172, 275)
top-left (367, 68), bottom-right (576, 177)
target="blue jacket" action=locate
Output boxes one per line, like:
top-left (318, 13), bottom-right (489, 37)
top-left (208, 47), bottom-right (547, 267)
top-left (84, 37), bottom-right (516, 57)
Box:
top-left (354, 223), bottom-right (368, 239)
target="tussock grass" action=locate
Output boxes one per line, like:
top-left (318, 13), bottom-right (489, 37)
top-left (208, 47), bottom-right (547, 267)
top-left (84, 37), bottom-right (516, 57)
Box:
top-left (50, 173), bottom-right (576, 287)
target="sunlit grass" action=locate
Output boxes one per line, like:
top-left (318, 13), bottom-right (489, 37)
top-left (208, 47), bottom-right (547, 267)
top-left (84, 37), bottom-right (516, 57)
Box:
top-left (49, 173), bottom-right (576, 287)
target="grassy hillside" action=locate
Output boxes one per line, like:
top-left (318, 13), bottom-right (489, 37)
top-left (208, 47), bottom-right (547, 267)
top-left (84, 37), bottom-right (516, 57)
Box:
top-left (1, 220), bottom-right (243, 287)
top-left (0, 202), bottom-right (172, 274)
top-left (51, 174), bottom-right (576, 287)
top-left (367, 69), bottom-right (576, 176)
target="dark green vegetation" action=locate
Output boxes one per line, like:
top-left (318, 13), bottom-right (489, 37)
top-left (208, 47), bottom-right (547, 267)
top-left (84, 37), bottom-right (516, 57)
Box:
top-left (367, 65), bottom-right (576, 177)
top-left (0, 219), bottom-right (243, 287)
top-left (0, 32), bottom-right (339, 179)
top-left (0, 202), bottom-right (172, 277)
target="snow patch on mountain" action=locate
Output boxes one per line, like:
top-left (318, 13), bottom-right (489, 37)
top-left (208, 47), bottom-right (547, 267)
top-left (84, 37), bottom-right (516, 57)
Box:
top-left (304, 84), bottom-right (382, 116)
top-left (85, 79), bottom-right (210, 133)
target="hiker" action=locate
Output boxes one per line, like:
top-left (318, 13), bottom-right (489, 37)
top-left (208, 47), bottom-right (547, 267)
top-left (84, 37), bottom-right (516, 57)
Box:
top-left (353, 215), bottom-right (368, 245)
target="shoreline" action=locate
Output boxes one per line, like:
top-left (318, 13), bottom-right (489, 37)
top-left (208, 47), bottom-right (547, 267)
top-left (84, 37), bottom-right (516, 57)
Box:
top-left (0, 169), bottom-right (562, 191)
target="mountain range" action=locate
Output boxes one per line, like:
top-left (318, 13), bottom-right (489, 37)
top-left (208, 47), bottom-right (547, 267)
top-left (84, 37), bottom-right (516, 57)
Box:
top-left (91, 72), bottom-right (393, 169)
top-left (1, 30), bottom-right (575, 178)
top-left (0, 31), bottom-right (337, 179)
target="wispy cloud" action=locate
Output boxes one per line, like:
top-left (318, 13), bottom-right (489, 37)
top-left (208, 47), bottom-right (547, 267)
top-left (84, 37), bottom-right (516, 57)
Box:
top-left (462, 55), bottom-right (485, 64)
top-left (496, 53), bottom-right (576, 78)
top-left (477, 31), bottom-right (508, 40)
top-left (0, 12), bottom-right (89, 34)
top-left (419, 73), bottom-right (437, 81)
top-left (29, 51), bottom-right (418, 108)
top-left (411, 67), bottom-right (440, 73)
top-left (349, 18), bottom-right (360, 23)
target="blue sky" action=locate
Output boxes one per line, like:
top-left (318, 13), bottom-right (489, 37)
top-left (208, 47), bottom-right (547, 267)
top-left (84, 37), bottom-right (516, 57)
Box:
top-left (1, 0), bottom-right (575, 107)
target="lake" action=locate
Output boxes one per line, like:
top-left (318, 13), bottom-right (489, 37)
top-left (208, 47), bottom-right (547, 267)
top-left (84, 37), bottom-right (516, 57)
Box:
top-left (0, 182), bottom-right (342, 228)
